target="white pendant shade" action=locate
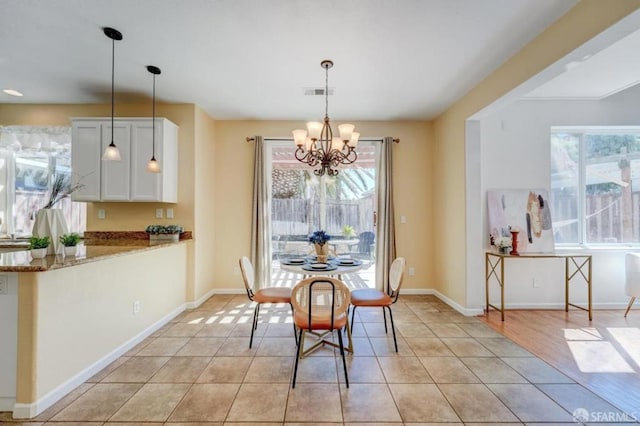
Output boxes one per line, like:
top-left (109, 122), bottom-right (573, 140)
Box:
top-left (292, 129), bottom-right (307, 146)
top-left (338, 123), bottom-right (355, 141)
top-left (146, 158), bottom-right (161, 173)
top-left (306, 121), bottom-right (323, 140)
top-left (102, 144), bottom-right (121, 161)
top-left (348, 132), bottom-right (360, 148)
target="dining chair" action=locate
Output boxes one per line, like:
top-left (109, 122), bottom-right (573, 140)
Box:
top-left (291, 276), bottom-right (351, 388)
top-left (239, 256), bottom-right (293, 348)
top-left (350, 257), bottom-right (406, 352)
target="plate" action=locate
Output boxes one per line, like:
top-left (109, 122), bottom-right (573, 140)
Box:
top-left (311, 263), bottom-right (329, 269)
top-left (281, 258), bottom-right (306, 265)
top-left (302, 263), bottom-right (338, 272)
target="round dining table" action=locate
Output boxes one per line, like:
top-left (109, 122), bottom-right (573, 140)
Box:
top-left (279, 256), bottom-right (365, 276)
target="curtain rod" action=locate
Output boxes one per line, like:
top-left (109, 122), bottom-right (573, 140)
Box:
top-left (246, 137), bottom-right (400, 143)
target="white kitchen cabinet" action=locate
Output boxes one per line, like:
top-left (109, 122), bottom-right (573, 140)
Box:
top-left (71, 118), bottom-right (178, 202)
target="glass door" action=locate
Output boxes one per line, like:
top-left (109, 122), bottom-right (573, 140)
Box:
top-left (266, 139), bottom-right (378, 289)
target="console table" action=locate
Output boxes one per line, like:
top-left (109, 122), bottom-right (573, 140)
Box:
top-left (485, 252), bottom-right (592, 321)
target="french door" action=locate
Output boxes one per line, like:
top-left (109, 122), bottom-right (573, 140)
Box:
top-left (265, 139), bottom-right (380, 289)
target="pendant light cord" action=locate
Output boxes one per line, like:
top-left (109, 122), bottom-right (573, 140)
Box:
top-left (324, 64), bottom-right (329, 120)
top-left (111, 36), bottom-right (115, 143)
top-left (152, 72), bottom-right (156, 158)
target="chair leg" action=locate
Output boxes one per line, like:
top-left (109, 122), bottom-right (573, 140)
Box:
top-left (290, 303), bottom-right (296, 335)
top-left (337, 327), bottom-right (349, 388)
top-left (292, 327), bottom-right (303, 388)
top-left (386, 305), bottom-right (398, 352)
top-left (249, 303), bottom-right (259, 349)
top-left (624, 296), bottom-right (636, 318)
top-left (382, 306), bottom-right (388, 333)
top-left (350, 305), bottom-right (358, 333)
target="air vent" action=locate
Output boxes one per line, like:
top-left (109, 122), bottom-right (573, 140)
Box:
top-left (304, 88), bottom-right (334, 96)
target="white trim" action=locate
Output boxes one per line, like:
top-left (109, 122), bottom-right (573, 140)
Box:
top-left (211, 289), bottom-right (244, 295)
top-left (430, 289), bottom-right (484, 317)
top-left (185, 288), bottom-right (217, 309)
top-left (13, 304), bottom-right (186, 419)
top-left (0, 397), bottom-right (15, 412)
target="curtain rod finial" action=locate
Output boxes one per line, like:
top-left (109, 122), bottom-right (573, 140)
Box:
top-left (246, 137), bottom-right (255, 143)
top-left (393, 138), bottom-right (400, 144)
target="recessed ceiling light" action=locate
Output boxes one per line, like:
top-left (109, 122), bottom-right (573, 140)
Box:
top-left (3, 89), bottom-right (23, 97)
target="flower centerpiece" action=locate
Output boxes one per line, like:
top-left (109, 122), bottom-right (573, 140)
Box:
top-left (145, 224), bottom-right (184, 242)
top-left (308, 230), bottom-right (331, 262)
top-left (495, 236), bottom-right (512, 254)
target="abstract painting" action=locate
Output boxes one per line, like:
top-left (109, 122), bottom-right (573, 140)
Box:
top-left (487, 189), bottom-right (555, 253)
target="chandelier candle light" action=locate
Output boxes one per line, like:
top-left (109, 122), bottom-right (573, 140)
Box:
top-left (292, 60), bottom-right (359, 176)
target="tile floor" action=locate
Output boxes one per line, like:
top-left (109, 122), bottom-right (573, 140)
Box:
top-left (1, 294), bottom-right (637, 425)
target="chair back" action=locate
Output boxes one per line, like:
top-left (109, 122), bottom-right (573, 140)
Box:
top-left (239, 256), bottom-right (255, 300)
top-left (388, 257), bottom-right (406, 302)
top-left (291, 277), bottom-right (351, 331)
top-left (357, 231), bottom-right (375, 254)
top-left (625, 253), bottom-right (640, 297)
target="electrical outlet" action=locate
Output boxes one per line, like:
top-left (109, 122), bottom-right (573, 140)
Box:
top-left (233, 266), bottom-right (240, 276)
top-left (400, 215), bottom-right (407, 224)
top-left (155, 208), bottom-right (163, 219)
top-left (408, 267), bottom-right (416, 276)
top-left (133, 300), bottom-right (141, 315)
top-left (166, 208), bottom-right (174, 219)
top-left (98, 209), bottom-right (106, 219)
top-left (0, 276), bottom-right (8, 295)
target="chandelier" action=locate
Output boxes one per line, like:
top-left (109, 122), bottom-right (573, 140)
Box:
top-left (292, 60), bottom-right (359, 176)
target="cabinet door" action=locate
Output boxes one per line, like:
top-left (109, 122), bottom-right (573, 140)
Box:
top-left (130, 121), bottom-right (161, 201)
top-left (71, 122), bottom-right (102, 201)
top-left (101, 123), bottom-right (131, 201)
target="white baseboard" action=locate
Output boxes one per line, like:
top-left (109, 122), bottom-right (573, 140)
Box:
top-left (185, 288), bottom-right (217, 309)
top-left (13, 304), bottom-right (186, 419)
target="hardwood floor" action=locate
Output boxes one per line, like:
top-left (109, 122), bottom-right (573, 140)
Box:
top-left (481, 308), bottom-right (640, 417)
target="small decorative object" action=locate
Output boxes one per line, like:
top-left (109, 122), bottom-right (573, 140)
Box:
top-left (32, 174), bottom-right (84, 255)
top-left (309, 230), bottom-right (331, 262)
top-left (342, 225), bottom-right (356, 239)
top-left (28, 236), bottom-right (50, 259)
top-left (145, 224), bottom-right (183, 242)
top-left (59, 233), bottom-right (82, 256)
top-left (494, 236), bottom-right (512, 254)
top-left (510, 227), bottom-right (520, 256)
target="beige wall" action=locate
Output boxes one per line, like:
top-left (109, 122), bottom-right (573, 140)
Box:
top-left (212, 120), bottom-right (434, 291)
top-left (432, 0), bottom-right (640, 307)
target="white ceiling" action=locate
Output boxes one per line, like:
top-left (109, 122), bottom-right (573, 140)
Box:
top-left (0, 0), bottom-right (591, 121)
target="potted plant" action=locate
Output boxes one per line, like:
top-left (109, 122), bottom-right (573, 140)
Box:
top-left (308, 230), bottom-right (331, 262)
top-left (145, 224), bottom-right (184, 242)
top-left (28, 236), bottom-right (50, 259)
top-left (342, 225), bottom-right (356, 239)
top-left (494, 236), bottom-right (512, 254)
top-left (59, 233), bottom-right (82, 256)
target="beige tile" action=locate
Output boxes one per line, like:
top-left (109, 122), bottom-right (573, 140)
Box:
top-left (461, 356), bottom-right (527, 383)
top-left (135, 337), bottom-right (189, 356)
top-left (123, 338), bottom-right (154, 356)
top-left (369, 336), bottom-right (413, 356)
top-left (164, 423), bottom-right (222, 426)
top-left (161, 322), bottom-right (205, 337)
top-left (476, 337), bottom-right (532, 356)
top-left (264, 323), bottom-right (295, 338)
top-left (390, 308), bottom-right (421, 323)
top-left (87, 357), bottom-right (130, 382)
top-left (215, 336), bottom-right (261, 356)
top-left (419, 356), bottom-right (481, 383)
top-left (537, 384), bottom-right (628, 420)
top-left (293, 354), bottom-right (338, 383)
top-left (228, 321), bottom-right (267, 338)
top-left (51, 383), bottom-right (142, 421)
top-left (149, 356), bottom-right (211, 383)
top-left (226, 383), bottom-right (289, 422)
top-left (285, 383), bottom-right (343, 422)
top-left (377, 356), bottom-right (433, 383)
top-left (102, 357), bottom-right (170, 383)
top-left (441, 337), bottom-right (494, 357)
top-left (502, 357), bottom-right (574, 383)
top-left (457, 322), bottom-right (503, 337)
top-left (32, 382), bottom-right (94, 421)
top-left (394, 322), bottom-right (436, 338)
top-left (389, 383), bottom-right (461, 422)
top-left (488, 383), bottom-right (574, 422)
top-left (439, 383), bottom-right (519, 422)
top-left (110, 383), bottom-right (190, 422)
top-left (196, 356), bottom-right (251, 383)
top-left (350, 336), bottom-right (375, 356)
top-left (340, 383), bottom-right (402, 422)
top-left (405, 337), bottom-right (454, 356)
top-left (363, 322), bottom-right (392, 337)
top-left (427, 323), bottom-right (469, 338)
top-left (105, 423), bottom-right (164, 426)
top-left (41, 422), bottom-right (103, 426)
top-left (195, 323), bottom-right (236, 337)
top-left (256, 337), bottom-right (297, 356)
top-left (356, 309), bottom-right (385, 323)
top-left (168, 383), bottom-right (240, 422)
top-left (349, 321), bottom-right (368, 337)
top-left (175, 337), bottom-right (225, 356)
top-left (337, 356), bottom-right (386, 383)
top-left (244, 356), bottom-right (294, 383)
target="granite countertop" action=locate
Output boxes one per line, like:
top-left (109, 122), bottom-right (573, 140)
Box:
top-left (0, 231), bottom-right (192, 272)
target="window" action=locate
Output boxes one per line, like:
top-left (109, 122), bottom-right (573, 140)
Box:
top-left (0, 126), bottom-right (86, 237)
top-left (550, 127), bottom-right (640, 246)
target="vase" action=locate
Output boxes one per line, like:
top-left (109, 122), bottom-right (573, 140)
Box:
top-left (510, 230), bottom-right (520, 256)
top-left (63, 246), bottom-right (77, 257)
top-left (149, 233), bottom-right (179, 242)
top-left (314, 242), bottom-right (329, 263)
top-left (32, 209), bottom-right (68, 255)
top-left (30, 248), bottom-right (47, 259)
top-left (499, 246), bottom-right (510, 255)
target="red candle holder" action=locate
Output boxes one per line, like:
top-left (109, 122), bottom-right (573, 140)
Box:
top-left (510, 230), bottom-right (520, 256)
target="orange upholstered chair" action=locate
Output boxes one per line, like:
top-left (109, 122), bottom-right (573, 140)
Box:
top-left (239, 256), bottom-right (292, 348)
top-left (350, 257), bottom-right (406, 352)
top-left (291, 277), bottom-right (351, 388)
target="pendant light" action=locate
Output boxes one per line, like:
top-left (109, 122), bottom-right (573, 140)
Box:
top-left (146, 65), bottom-right (161, 173)
top-left (102, 27), bottom-right (122, 161)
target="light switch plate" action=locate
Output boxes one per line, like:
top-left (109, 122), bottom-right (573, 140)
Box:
top-left (155, 208), bottom-right (163, 219)
top-left (98, 209), bottom-right (106, 219)
top-left (166, 208), bottom-right (174, 218)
